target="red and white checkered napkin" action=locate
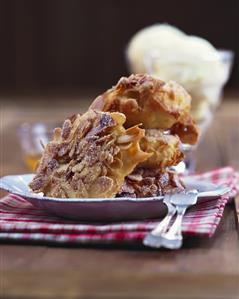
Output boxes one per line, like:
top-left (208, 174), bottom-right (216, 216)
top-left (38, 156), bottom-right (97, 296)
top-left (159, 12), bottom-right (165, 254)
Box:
top-left (0, 167), bottom-right (238, 245)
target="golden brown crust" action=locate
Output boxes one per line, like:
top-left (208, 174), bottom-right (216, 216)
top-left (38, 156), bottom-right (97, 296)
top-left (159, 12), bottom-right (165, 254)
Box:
top-left (29, 110), bottom-right (150, 198)
top-left (139, 129), bottom-right (184, 168)
top-left (117, 168), bottom-right (185, 198)
top-left (170, 116), bottom-right (199, 145)
top-left (29, 74), bottom-right (199, 200)
top-left (90, 74), bottom-right (199, 145)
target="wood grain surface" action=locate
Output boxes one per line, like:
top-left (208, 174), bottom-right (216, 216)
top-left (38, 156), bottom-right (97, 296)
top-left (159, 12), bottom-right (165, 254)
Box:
top-left (0, 92), bottom-right (239, 299)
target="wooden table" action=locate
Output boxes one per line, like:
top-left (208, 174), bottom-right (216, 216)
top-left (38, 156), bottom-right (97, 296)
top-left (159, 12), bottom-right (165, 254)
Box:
top-left (1, 91), bottom-right (239, 299)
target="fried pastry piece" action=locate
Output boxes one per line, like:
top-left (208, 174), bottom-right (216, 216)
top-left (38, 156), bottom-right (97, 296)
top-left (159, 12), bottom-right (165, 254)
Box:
top-left (139, 129), bottom-right (184, 168)
top-left (90, 74), bottom-right (199, 145)
top-left (29, 110), bottom-right (150, 198)
top-left (170, 116), bottom-right (199, 145)
top-left (117, 168), bottom-right (185, 198)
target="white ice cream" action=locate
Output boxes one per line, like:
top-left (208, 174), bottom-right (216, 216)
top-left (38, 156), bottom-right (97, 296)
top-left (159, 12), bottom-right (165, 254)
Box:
top-left (127, 24), bottom-right (231, 123)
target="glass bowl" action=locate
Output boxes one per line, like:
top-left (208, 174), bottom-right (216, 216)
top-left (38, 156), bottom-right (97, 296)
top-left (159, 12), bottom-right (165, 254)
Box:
top-left (17, 122), bottom-right (60, 171)
top-left (128, 49), bottom-right (234, 173)
top-left (143, 49), bottom-right (234, 133)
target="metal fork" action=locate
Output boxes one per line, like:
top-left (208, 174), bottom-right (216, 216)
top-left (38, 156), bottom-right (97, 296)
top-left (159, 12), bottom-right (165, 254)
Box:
top-left (160, 190), bottom-right (198, 249)
top-left (143, 194), bottom-right (177, 248)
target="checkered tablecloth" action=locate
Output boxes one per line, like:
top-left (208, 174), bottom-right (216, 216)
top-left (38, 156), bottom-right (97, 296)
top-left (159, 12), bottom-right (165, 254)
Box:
top-left (0, 167), bottom-right (238, 245)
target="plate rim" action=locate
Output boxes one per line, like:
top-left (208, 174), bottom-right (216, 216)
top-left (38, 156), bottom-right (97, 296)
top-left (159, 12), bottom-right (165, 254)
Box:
top-left (0, 174), bottom-right (165, 203)
top-left (0, 173), bottom-right (230, 203)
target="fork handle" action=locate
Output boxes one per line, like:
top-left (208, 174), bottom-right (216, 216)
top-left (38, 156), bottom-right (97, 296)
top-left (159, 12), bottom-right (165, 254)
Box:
top-left (152, 207), bottom-right (176, 235)
top-left (160, 206), bottom-right (187, 249)
top-left (166, 206), bottom-right (186, 237)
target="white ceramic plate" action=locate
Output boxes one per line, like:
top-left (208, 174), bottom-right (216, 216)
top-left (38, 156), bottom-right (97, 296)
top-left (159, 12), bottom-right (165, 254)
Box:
top-left (0, 174), bottom-right (230, 222)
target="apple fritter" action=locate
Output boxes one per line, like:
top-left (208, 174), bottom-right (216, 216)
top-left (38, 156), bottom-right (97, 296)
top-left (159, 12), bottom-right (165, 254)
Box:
top-left (139, 129), bottom-right (184, 168)
top-left (29, 110), bottom-right (150, 198)
top-left (90, 74), bottom-right (199, 145)
top-left (117, 167), bottom-right (185, 198)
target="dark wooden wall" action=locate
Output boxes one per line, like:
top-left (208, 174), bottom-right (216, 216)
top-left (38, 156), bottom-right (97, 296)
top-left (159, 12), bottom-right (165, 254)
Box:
top-left (0, 0), bottom-right (238, 91)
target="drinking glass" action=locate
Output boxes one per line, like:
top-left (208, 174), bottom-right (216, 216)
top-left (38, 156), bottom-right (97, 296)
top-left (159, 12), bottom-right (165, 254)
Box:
top-left (17, 122), bottom-right (59, 171)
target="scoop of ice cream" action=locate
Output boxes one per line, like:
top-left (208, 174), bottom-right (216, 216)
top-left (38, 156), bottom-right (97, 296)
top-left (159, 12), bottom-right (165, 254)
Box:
top-left (127, 24), bottom-right (228, 88)
top-left (126, 24), bottom-right (231, 123)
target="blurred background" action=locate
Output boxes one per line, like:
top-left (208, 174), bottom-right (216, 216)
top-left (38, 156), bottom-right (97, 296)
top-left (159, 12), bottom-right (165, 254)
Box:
top-left (0, 0), bottom-right (238, 93)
